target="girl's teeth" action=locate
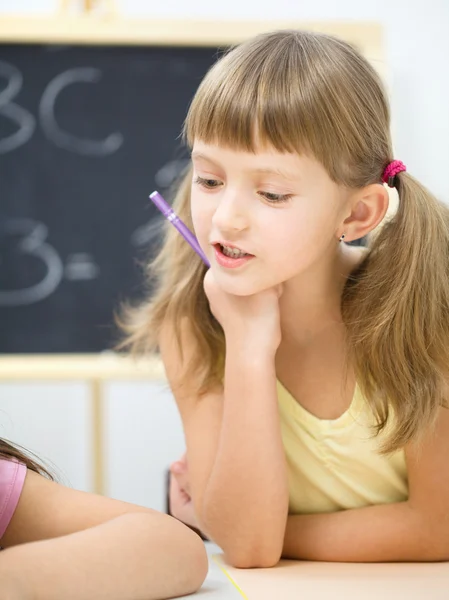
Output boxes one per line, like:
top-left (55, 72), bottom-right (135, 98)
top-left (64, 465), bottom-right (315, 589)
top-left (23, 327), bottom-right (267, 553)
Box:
top-left (221, 244), bottom-right (248, 258)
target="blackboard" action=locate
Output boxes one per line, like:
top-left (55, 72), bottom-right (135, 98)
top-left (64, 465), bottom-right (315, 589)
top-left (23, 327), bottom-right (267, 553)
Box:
top-left (0, 42), bottom-right (222, 353)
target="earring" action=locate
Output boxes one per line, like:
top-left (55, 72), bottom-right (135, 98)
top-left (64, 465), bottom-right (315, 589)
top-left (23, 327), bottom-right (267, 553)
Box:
top-left (339, 233), bottom-right (346, 242)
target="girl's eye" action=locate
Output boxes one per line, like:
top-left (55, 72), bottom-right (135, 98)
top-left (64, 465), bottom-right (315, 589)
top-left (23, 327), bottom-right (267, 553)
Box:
top-left (259, 191), bottom-right (293, 204)
top-left (193, 176), bottom-right (221, 189)
top-left (194, 176), bottom-right (292, 204)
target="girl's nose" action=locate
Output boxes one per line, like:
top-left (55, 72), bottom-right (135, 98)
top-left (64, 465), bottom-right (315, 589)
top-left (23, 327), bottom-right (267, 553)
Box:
top-left (212, 191), bottom-right (249, 234)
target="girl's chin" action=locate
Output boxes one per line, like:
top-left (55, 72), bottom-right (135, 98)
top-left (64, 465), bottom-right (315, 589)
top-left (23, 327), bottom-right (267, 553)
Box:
top-left (214, 273), bottom-right (274, 297)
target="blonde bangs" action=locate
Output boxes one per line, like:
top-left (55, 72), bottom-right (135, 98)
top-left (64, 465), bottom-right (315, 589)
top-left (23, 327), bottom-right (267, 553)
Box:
top-left (183, 34), bottom-right (312, 155)
top-left (183, 30), bottom-right (389, 188)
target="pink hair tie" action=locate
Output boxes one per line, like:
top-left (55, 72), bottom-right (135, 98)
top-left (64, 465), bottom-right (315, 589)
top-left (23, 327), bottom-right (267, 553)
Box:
top-left (382, 160), bottom-right (407, 187)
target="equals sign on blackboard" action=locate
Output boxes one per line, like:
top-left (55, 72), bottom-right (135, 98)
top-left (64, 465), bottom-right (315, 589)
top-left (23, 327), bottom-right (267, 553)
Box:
top-left (64, 253), bottom-right (100, 280)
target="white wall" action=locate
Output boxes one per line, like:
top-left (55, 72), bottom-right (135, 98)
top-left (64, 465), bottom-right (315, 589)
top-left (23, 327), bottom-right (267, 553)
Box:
top-left (1, 0), bottom-right (448, 507)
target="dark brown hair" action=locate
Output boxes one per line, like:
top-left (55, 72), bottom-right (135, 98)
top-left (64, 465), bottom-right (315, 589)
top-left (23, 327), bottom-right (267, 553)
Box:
top-left (0, 438), bottom-right (54, 479)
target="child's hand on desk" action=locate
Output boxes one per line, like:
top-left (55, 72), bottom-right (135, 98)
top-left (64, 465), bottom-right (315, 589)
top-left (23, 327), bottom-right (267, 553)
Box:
top-left (169, 454), bottom-right (197, 528)
top-left (169, 454), bottom-right (208, 541)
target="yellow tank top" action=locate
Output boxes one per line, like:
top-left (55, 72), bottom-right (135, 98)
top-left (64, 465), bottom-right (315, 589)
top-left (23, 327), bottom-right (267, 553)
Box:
top-left (277, 380), bottom-right (408, 514)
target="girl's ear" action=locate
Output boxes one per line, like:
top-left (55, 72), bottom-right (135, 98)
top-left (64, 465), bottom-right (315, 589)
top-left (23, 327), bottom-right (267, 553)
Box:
top-left (340, 183), bottom-right (390, 242)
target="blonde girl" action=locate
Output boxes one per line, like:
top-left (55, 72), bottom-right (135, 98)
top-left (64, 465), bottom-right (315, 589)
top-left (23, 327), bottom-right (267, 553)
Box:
top-left (123, 30), bottom-right (449, 567)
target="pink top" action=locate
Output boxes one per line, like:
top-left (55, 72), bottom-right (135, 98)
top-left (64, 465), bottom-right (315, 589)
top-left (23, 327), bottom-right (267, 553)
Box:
top-left (0, 458), bottom-right (26, 540)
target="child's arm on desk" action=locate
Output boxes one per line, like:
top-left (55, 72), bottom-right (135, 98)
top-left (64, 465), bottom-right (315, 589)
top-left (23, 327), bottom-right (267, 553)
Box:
top-left (283, 407), bottom-right (449, 562)
top-left (0, 470), bottom-right (208, 600)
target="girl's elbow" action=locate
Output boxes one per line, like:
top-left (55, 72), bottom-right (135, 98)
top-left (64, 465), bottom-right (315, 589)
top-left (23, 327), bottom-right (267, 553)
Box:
top-left (201, 510), bottom-right (283, 568)
top-left (224, 544), bottom-right (282, 569)
top-left (422, 521), bottom-right (449, 562)
top-left (431, 535), bottom-right (449, 562)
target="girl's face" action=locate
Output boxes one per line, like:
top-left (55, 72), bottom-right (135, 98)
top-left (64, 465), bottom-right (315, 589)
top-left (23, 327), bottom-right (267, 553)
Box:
top-left (191, 140), bottom-right (348, 296)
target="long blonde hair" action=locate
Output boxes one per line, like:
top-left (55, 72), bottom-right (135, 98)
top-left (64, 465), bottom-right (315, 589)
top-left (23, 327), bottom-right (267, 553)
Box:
top-left (121, 30), bottom-right (449, 452)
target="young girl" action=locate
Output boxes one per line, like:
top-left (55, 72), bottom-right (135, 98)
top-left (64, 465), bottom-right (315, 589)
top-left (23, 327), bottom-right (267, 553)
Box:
top-left (0, 438), bottom-right (208, 599)
top-left (122, 30), bottom-right (449, 568)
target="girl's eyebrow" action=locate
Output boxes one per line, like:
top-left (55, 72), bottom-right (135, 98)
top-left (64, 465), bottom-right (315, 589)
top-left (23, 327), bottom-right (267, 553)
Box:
top-left (191, 151), bottom-right (219, 164)
top-left (254, 166), bottom-right (298, 181)
top-left (191, 151), bottom-right (299, 181)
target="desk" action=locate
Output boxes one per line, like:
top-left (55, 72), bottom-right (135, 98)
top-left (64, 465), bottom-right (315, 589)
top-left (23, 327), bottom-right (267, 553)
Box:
top-left (187, 545), bottom-right (449, 599)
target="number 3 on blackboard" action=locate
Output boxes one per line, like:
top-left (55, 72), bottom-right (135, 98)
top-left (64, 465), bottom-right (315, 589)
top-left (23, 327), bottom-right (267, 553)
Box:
top-left (0, 60), bottom-right (124, 156)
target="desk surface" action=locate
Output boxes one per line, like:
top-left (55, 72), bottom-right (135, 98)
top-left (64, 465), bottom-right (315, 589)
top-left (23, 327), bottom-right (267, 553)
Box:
top-left (187, 545), bottom-right (449, 599)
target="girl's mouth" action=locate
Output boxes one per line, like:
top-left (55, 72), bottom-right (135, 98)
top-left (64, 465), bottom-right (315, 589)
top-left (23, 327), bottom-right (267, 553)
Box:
top-left (213, 244), bottom-right (255, 269)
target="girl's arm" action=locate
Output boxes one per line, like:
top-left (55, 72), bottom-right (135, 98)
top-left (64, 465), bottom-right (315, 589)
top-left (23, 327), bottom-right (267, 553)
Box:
top-left (0, 469), bottom-right (208, 600)
top-left (160, 316), bottom-right (289, 569)
top-left (283, 407), bottom-right (449, 562)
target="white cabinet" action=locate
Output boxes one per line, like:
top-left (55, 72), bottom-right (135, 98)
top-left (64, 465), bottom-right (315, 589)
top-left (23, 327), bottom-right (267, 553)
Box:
top-left (104, 381), bottom-right (185, 510)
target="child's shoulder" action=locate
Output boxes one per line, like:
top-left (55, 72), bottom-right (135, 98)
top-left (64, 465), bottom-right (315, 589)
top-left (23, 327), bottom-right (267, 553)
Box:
top-left (159, 317), bottom-right (204, 393)
top-left (159, 315), bottom-right (223, 408)
top-left (159, 316), bottom-right (195, 372)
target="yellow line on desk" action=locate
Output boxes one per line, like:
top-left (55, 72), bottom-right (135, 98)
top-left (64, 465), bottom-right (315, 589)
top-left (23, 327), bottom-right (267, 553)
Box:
top-left (211, 555), bottom-right (248, 599)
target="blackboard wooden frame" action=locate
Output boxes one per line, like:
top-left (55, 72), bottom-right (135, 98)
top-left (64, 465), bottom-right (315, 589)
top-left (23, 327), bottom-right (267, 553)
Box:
top-left (0, 16), bottom-right (382, 56)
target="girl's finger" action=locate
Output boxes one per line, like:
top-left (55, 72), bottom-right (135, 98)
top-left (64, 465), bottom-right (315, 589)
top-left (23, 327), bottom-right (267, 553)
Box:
top-left (171, 468), bottom-right (191, 496)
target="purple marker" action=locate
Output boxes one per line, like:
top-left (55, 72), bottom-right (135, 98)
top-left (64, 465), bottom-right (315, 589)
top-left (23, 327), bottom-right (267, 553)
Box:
top-left (149, 191), bottom-right (210, 267)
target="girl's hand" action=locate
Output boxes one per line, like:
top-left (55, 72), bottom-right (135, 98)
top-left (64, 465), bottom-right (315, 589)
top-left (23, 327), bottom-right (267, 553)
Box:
top-left (169, 454), bottom-right (199, 531)
top-left (203, 269), bottom-right (283, 355)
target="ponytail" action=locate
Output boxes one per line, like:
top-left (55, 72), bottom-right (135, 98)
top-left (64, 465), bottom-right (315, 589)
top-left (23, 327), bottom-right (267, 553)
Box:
top-left (343, 172), bottom-right (449, 452)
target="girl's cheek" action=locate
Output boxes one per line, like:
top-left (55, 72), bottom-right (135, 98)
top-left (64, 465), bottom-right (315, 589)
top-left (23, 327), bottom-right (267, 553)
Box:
top-left (190, 200), bottom-right (202, 232)
top-left (191, 210), bottom-right (211, 246)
